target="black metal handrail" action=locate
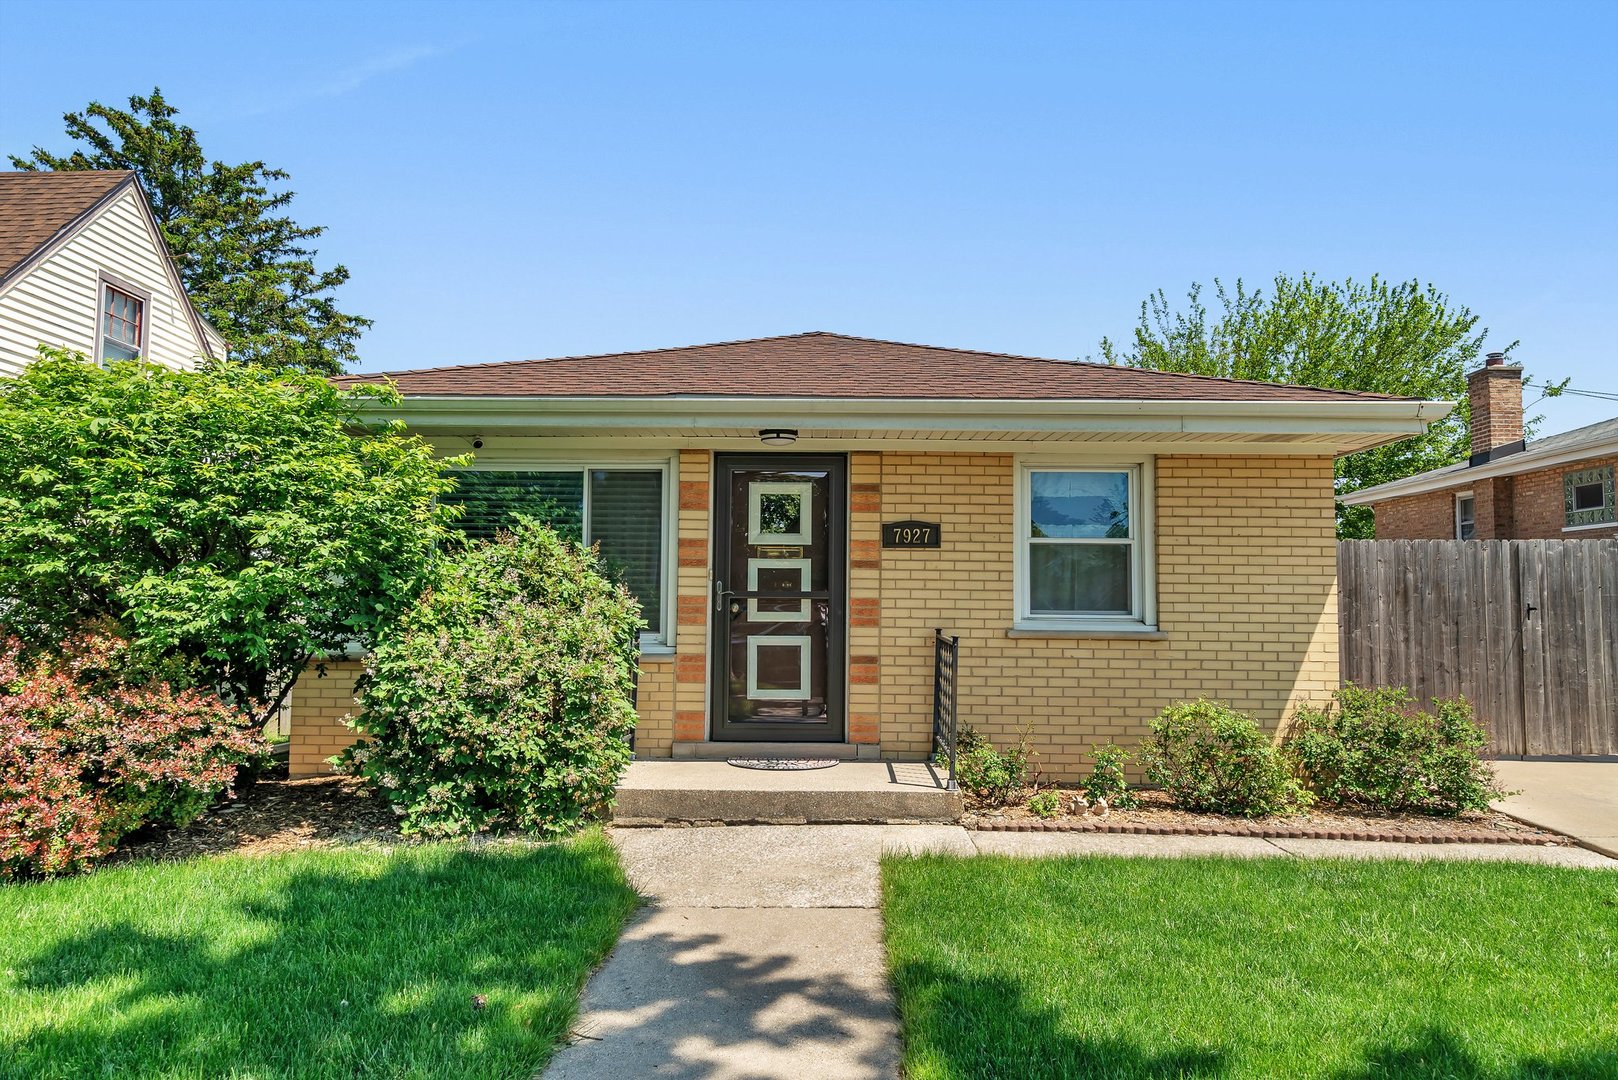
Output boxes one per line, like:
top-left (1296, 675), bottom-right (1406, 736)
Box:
top-left (933, 628), bottom-right (959, 791)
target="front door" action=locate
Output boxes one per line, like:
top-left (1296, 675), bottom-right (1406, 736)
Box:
top-left (711, 454), bottom-right (846, 742)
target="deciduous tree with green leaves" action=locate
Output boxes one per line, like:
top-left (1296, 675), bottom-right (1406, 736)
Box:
top-left (1095, 274), bottom-right (1548, 538)
top-left (10, 89), bottom-right (369, 375)
top-left (0, 349), bottom-right (459, 727)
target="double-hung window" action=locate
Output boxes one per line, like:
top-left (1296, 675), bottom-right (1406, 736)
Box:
top-left (1455, 493), bottom-right (1476, 539)
top-left (1016, 462), bottom-right (1154, 632)
top-left (444, 463), bottom-right (673, 645)
top-left (99, 276), bottom-right (147, 362)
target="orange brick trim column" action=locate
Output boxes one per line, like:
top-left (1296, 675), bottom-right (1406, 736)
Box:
top-left (674, 449), bottom-right (712, 745)
top-left (847, 452), bottom-right (882, 745)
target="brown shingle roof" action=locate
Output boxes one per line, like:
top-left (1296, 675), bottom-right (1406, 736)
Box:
top-left (0, 170), bottom-right (135, 282)
top-left (336, 332), bottom-right (1410, 403)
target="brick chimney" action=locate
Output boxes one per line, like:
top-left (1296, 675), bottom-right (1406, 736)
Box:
top-left (1468, 352), bottom-right (1524, 464)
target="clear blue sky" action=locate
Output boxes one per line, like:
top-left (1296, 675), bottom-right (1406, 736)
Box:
top-left (3, 0), bottom-right (1615, 432)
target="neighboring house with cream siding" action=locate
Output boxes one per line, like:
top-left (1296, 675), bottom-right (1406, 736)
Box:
top-left (0, 170), bottom-right (225, 377)
top-left (284, 332), bottom-right (1454, 780)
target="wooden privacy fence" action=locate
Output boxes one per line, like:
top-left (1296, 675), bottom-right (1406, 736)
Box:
top-left (1338, 539), bottom-right (1618, 757)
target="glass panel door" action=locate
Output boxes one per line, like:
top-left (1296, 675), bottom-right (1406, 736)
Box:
top-left (711, 455), bottom-right (846, 742)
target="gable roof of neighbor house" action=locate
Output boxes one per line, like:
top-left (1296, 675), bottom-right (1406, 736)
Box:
top-left (336, 331), bottom-right (1415, 403)
top-left (0, 170), bottom-right (135, 284)
top-left (0, 170), bottom-right (223, 359)
top-left (1341, 413), bottom-right (1618, 505)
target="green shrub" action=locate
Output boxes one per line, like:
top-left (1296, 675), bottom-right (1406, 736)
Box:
top-left (1141, 700), bottom-right (1307, 817)
top-left (0, 349), bottom-right (457, 729)
top-left (955, 731), bottom-right (1031, 807)
top-left (341, 521), bottom-right (641, 839)
top-left (1082, 743), bottom-right (1139, 809)
top-left (1286, 685), bottom-right (1505, 816)
top-left (1027, 790), bottom-right (1062, 819)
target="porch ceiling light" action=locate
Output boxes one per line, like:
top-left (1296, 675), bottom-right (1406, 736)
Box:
top-left (759, 428), bottom-right (799, 446)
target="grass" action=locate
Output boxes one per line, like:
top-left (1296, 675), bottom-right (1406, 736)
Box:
top-left (0, 831), bottom-right (639, 1079)
top-left (882, 855), bottom-right (1618, 1080)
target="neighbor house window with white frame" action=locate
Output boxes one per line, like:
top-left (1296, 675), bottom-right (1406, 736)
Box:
top-left (1455, 493), bottom-right (1476, 539)
top-left (1017, 463), bottom-right (1152, 630)
top-left (99, 281), bottom-right (145, 362)
top-left (443, 464), bottom-right (672, 644)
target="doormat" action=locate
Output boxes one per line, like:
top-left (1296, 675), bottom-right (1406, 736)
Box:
top-left (726, 758), bottom-right (840, 771)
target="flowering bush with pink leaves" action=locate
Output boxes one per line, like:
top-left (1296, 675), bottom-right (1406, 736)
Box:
top-left (0, 634), bottom-right (265, 878)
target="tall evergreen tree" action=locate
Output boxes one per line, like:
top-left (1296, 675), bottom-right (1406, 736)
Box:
top-left (11, 89), bottom-right (369, 374)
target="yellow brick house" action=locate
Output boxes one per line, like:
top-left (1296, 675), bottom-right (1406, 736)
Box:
top-left (286, 333), bottom-right (1452, 781)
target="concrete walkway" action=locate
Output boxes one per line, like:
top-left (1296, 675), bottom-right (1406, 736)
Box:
top-left (545, 824), bottom-right (1613, 1078)
top-left (544, 826), bottom-right (968, 1080)
top-left (1492, 760), bottom-right (1618, 858)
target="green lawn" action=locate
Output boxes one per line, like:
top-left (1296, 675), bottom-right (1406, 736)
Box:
top-left (0, 832), bottom-right (638, 1079)
top-left (882, 855), bottom-right (1618, 1080)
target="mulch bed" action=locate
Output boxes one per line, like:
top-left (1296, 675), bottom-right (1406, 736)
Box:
top-left (108, 773), bottom-right (405, 865)
top-left (964, 788), bottom-right (1570, 846)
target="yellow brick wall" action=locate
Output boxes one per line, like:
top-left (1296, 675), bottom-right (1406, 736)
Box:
top-left (289, 449), bottom-right (1340, 779)
top-left (286, 659), bottom-right (365, 778)
top-left (875, 452), bottom-right (1339, 779)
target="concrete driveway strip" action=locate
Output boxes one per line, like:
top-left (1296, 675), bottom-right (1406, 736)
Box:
top-left (1491, 760), bottom-right (1618, 859)
top-left (545, 906), bottom-right (899, 1080)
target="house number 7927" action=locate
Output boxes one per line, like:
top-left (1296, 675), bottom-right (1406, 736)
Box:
top-left (881, 520), bottom-right (942, 548)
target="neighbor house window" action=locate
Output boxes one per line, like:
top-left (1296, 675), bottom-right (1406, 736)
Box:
top-left (1564, 466), bottom-right (1615, 529)
top-left (444, 464), bottom-right (671, 642)
top-left (1455, 493), bottom-right (1476, 539)
top-left (1016, 462), bottom-right (1153, 630)
top-left (99, 280), bottom-right (146, 362)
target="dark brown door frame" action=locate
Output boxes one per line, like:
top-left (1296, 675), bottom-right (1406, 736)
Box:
top-left (709, 453), bottom-right (848, 743)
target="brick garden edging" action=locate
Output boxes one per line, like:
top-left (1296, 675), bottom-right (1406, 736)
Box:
top-left (968, 819), bottom-right (1562, 845)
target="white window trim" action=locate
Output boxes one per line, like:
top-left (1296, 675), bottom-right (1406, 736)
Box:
top-left (1454, 490), bottom-right (1475, 540)
top-left (1012, 456), bottom-right (1157, 634)
top-left (453, 453), bottom-right (678, 650)
top-left (96, 270), bottom-right (151, 364)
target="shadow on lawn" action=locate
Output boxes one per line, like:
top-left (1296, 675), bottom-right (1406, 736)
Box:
top-left (892, 964), bottom-right (1615, 1080)
top-left (9, 843), bottom-right (635, 1080)
top-left (891, 960), bottom-right (1229, 1080)
top-left (1334, 1026), bottom-right (1617, 1080)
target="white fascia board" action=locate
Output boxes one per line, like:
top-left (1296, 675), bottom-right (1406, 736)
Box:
top-left (1341, 433), bottom-right (1618, 505)
top-left (361, 394), bottom-right (1453, 438)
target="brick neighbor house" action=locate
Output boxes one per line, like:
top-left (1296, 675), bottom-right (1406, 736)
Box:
top-left (1342, 353), bottom-right (1617, 540)
top-left (283, 333), bottom-right (1453, 781)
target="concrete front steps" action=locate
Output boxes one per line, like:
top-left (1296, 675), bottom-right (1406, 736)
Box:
top-left (613, 759), bottom-right (962, 825)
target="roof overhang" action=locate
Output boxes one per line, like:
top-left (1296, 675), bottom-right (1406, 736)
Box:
top-left (1342, 428), bottom-right (1618, 505)
top-left (357, 393), bottom-right (1453, 456)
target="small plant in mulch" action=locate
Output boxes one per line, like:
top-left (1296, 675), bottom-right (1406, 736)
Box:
top-left (1082, 743), bottom-right (1140, 810)
top-left (1026, 790), bottom-right (1062, 819)
top-left (953, 726), bottom-right (1034, 808)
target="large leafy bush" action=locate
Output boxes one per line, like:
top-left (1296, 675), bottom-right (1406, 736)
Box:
top-left (1142, 700), bottom-right (1307, 817)
top-left (0, 349), bottom-right (457, 726)
top-left (342, 522), bottom-right (641, 838)
top-left (1286, 685), bottom-right (1504, 816)
top-left (1, 633), bottom-right (262, 878)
